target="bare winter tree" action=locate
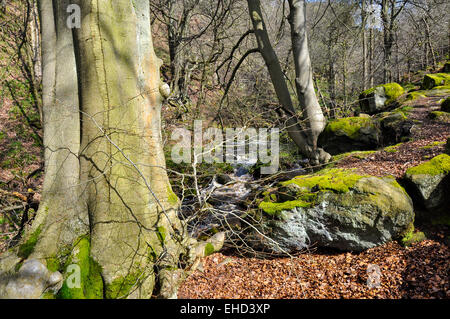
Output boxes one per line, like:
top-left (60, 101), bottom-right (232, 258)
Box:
top-left (380, 0), bottom-right (409, 83)
top-left (247, 0), bottom-right (331, 164)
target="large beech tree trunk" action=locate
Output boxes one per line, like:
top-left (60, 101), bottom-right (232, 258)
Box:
top-left (0, 0), bottom-right (201, 299)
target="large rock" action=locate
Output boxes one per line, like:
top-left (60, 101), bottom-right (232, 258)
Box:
top-left (359, 83), bottom-right (404, 114)
top-left (252, 169), bottom-right (414, 253)
top-left (319, 109), bottom-right (414, 154)
top-left (429, 111), bottom-right (450, 123)
top-left (318, 117), bottom-right (381, 155)
top-left (421, 73), bottom-right (450, 90)
top-left (375, 111), bottom-right (414, 145)
top-left (443, 62), bottom-right (450, 73)
top-left (441, 97), bottom-right (450, 113)
top-left (402, 154), bottom-right (450, 224)
top-left (0, 259), bottom-right (63, 299)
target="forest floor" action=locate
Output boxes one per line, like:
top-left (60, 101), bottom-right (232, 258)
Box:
top-left (1, 85), bottom-right (449, 299)
top-left (179, 94), bottom-right (450, 299)
top-left (178, 239), bottom-right (449, 299)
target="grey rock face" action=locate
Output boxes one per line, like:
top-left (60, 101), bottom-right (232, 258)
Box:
top-left (254, 176), bottom-right (414, 253)
top-left (402, 155), bottom-right (450, 215)
top-left (359, 83), bottom-right (404, 115)
top-left (0, 259), bottom-right (63, 299)
top-left (377, 112), bottom-right (414, 145)
top-left (362, 86), bottom-right (388, 114)
top-left (318, 117), bottom-right (381, 155)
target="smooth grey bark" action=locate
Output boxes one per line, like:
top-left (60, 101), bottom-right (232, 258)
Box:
top-left (380, 0), bottom-right (408, 83)
top-left (32, 0), bottom-right (87, 260)
top-left (361, 0), bottom-right (367, 90)
top-left (247, 0), bottom-right (330, 164)
top-left (0, 0), bottom-right (213, 299)
top-left (288, 0), bottom-right (326, 151)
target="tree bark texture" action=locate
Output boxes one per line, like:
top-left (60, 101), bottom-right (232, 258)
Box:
top-left (0, 0), bottom-right (200, 299)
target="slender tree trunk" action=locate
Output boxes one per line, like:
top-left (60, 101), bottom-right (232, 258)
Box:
top-left (343, 53), bottom-right (348, 109)
top-left (381, 0), bottom-right (393, 83)
top-left (167, 1), bottom-right (192, 102)
top-left (361, 0), bottom-right (367, 90)
top-left (368, 19), bottom-right (374, 87)
top-left (287, 0), bottom-right (326, 152)
top-left (246, 0), bottom-right (330, 164)
top-left (422, 17), bottom-right (436, 69)
top-left (327, 34), bottom-right (336, 118)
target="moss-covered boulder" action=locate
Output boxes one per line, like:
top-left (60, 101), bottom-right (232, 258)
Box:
top-left (421, 73), bottom-right (450, 90)
top-left (429, 111), bottom-right (450, 123)
top-left (359, 83), bottom-right (404, 115)
top-left (375, 110), bottom-right (414, 145)
top-left (253, 169), bottom-right (414, 253)
top-left (443, 62), bottom-right (450, 73)
top-left (441, 97), bottom-right (450, 113)
top-left (0, 259), bottom-right (63, 299)
top-left (402, 154), bottom-right (450, 224)
top-left (319, 110), bottom-right (413, 154)
top-left (406, 91), bottom-right (426, 101)
top-left (318, 117), bottom-right (381, 155)
top-left (405, 86), bottom-right (450, 100)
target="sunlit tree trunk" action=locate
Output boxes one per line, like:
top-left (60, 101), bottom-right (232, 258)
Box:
top-left (288, 0), bottom-right (326, 153)
top-left (361, 0), bottom-right (367, 90)
top-left (247, 0), bottom-right (330, 164)
top-left (0, 0), bottom-right (200, 299)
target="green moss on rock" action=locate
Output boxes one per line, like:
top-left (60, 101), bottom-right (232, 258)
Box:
top-left (406, 91), bottom-right (426, 101)
top-left (422, 141), bottom-right (445, 150)
top-left (360, 83), bottom-right (404, 109)
top-left (402, 83), bottom-right (418, 92)
top-left (259, 199), bottom-right (314, 216)
top-left (319, 117), bottom-right (380, 154)
top-left (283, 168), bottom-right (367, 193)
top-left (406, 154), bottom-right (450, 176)
top-left (255, 169), bottom-right (414, 253)
top-left (204, 243), bottom-right (216, 257)
top-left (422, 73), bottom-right (450, 90)
top-left (41, 292), bottom-right (57, 299)
top-left (401, 229), bottom-right (426, 247)
top-left (383, 83), bottom-right (405, 103)
top-left (45, 257), bottom-right (61, 273)
top-left (429, 111), bottom-right (450, 123)
top-left (324, 117), bottom-right (375, 139)
top-left (384, 143), bottom-right (403, 153)
top-left (259, 169), bottom-right (368, 216)
top-left (330, 151), bottom-right (376, 164)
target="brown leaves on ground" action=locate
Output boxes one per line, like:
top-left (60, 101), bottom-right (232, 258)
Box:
top-left (179, 240), bottom-right (450, 299)
top-left (180, 94), bottom-right (450, 300)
